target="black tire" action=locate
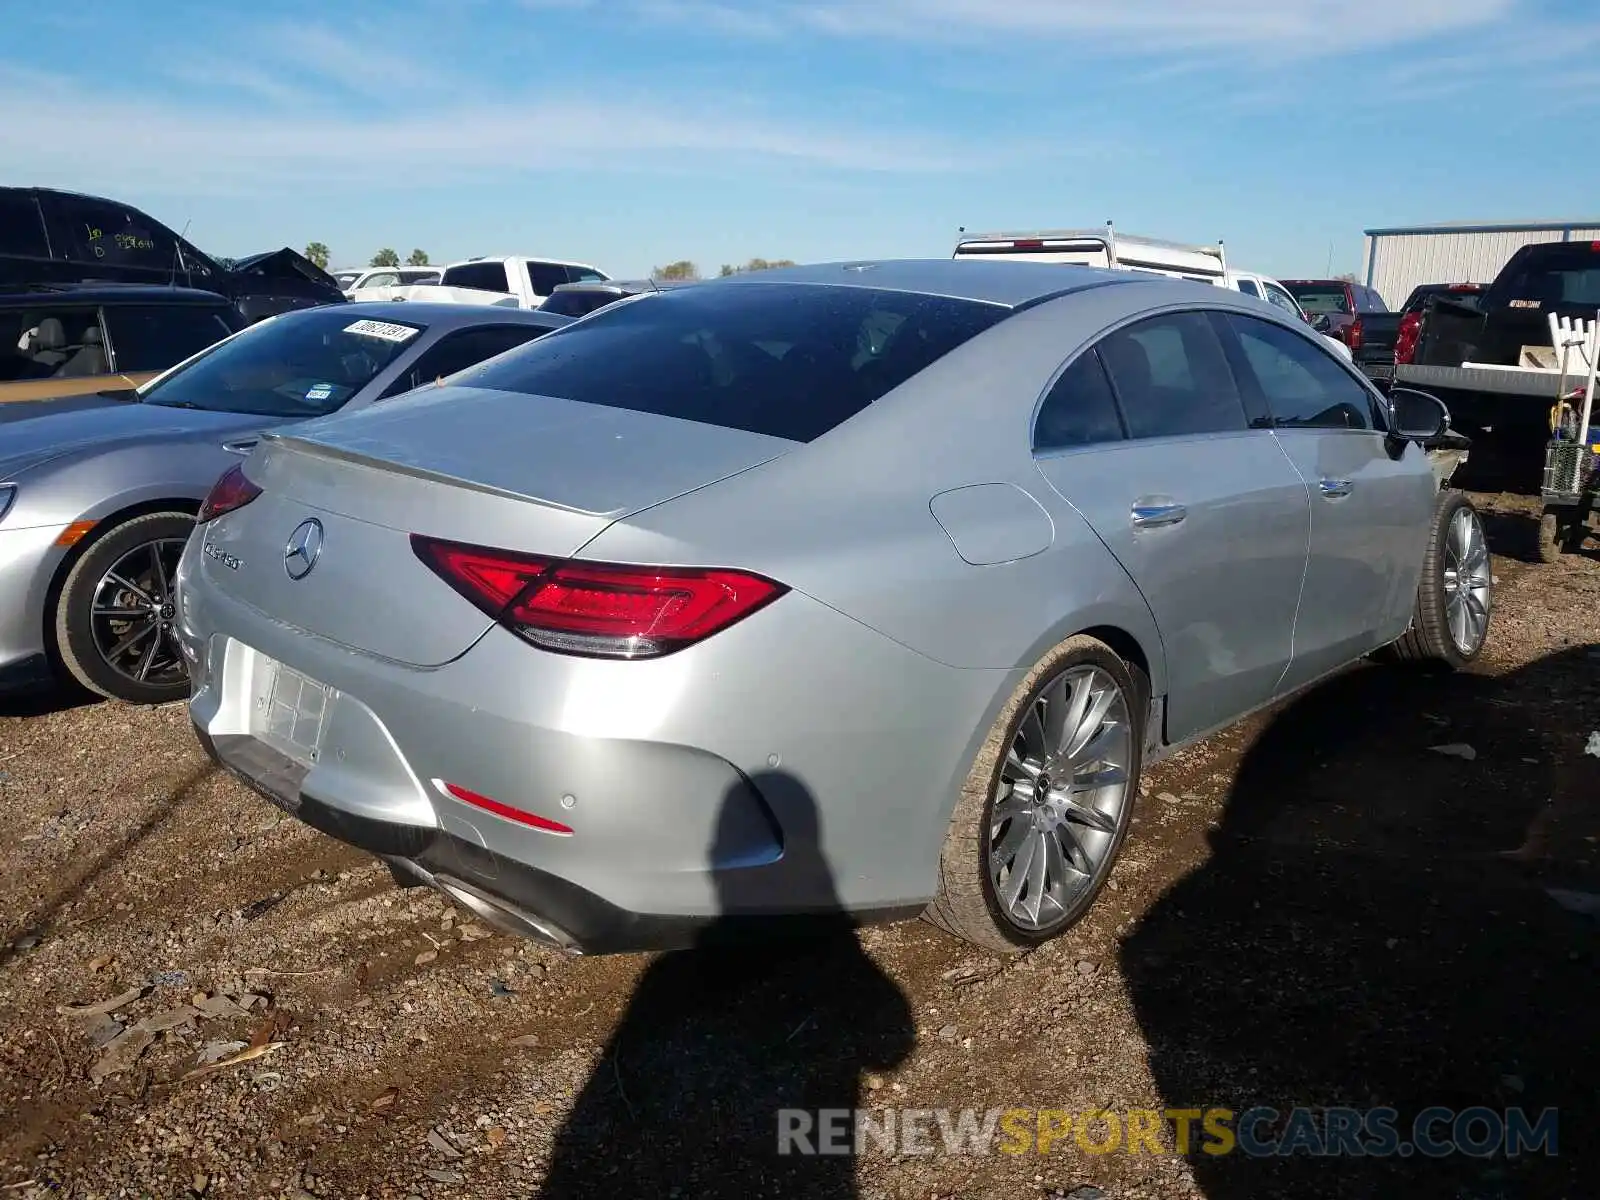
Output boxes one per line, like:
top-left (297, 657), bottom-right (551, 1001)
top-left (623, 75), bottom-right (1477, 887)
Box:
top-left (55, 512), bottom-right (195, 705)
top-left (1388, 490), bottom-right (1492, 670)
top-left (1536, 508), bottom-right (1566, 564)
top-left (924, 635), bottom-right (1145, 955)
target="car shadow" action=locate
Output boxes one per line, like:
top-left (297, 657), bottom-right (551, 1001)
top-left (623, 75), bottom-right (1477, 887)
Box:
top-left (1120, 648), bottom-right (1599, 1198)
top-left (536, 770), bottom-right (916, 1199)
top-left (0, 681), bottom-right (99, 720)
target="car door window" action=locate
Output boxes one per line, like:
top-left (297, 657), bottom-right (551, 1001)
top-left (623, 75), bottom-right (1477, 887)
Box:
top-left (1226, 314), bottom-right (1376, 431)
top-left (379, 325), bottom-right (552, 398)
top-left (0, 306), bottom-right (106, 381)
top-left (362, 272), bottom-right (400, 288)
top-left (1263, 283), bottom-right (1303, 318)
top-left (0, 192), bottom-right (50, 257)
top-left (54, 196), bottom-right (176, 271)
top-left (1033, 349), bottom-right (1126, 451)
top-left (1097, 311), bottom-right (1249, 439)
top-left (1235, 278), bottom-right (1261, 297)
top-left (102, 305), bottom-right (237, 374)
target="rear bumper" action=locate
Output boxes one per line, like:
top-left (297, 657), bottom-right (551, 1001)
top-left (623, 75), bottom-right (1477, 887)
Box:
top-left (193, 723), bottom-right (915, 954)
top-left (176, 531), bottom-right (1011, 954)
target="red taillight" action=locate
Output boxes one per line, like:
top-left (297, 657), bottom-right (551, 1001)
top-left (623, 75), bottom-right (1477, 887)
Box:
top-left (1011, 239), bottom-right (1045, 249)
top-left (1395, 312), bottom-right (1423, 365)
top-left (197, 463), bottom-right (262, 524)
top-left (1347, 317), bottom-right (1364, 353)
top-left (410, 534), bottom-right (787, 659)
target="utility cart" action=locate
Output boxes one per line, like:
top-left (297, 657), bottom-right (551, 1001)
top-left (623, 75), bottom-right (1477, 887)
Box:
top-left (1537, 315), bottom-right (1600, 562)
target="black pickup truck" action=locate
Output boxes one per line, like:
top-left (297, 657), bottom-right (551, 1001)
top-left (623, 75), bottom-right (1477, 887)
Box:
top-left (1397, 240), bottom-right (1600, 438)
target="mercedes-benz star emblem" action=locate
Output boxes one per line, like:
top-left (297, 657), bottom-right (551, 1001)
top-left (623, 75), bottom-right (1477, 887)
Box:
top-left (284, 518), bottom-right (324, 581)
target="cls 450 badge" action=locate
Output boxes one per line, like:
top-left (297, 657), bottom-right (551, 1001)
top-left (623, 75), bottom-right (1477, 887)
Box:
top-left (202, 540), bottom-right (242, 570)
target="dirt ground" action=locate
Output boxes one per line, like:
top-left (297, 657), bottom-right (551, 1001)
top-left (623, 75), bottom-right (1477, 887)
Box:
top-left (1, 487), bottom-right (1595, 1200)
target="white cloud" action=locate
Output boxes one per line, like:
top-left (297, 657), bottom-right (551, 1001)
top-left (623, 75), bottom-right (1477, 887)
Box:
top-left (630, 0), bottom-right (1516, 56)
top-left (0, 67), bottom-right (972, 195)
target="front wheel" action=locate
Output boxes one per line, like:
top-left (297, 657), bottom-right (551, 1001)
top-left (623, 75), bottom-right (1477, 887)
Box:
top-left (1387, 491), bottom-right (1493, 669)
top-left (55, 512), bottom-right (196, 704)
top-left (925, 636), bottom-right (1144, 955)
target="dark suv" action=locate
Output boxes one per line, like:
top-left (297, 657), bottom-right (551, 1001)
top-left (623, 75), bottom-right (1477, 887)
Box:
top-left (0, 284), bottom-right (244, 404)
top-left (0, 187), bottom-right (345, 322)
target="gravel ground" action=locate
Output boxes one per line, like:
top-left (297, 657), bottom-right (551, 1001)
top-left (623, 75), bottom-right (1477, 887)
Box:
top-left (1, 487), bottom-right (1595, 1200)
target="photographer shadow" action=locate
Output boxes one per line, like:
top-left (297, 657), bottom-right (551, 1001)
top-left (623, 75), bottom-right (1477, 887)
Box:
top-left (537, 769), bottom-right (915, 1198)
top-left (1121, 648), bottom-right (1599, 1198)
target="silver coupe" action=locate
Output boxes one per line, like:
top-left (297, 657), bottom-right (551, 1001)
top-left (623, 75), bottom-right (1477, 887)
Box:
top-left (173, 261), bottom-right (1492, 955)
top-left (0, 302), bottom-right (569, 704)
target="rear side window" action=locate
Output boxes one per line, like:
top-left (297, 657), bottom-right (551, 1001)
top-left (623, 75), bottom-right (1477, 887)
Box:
top-left (1235, 278), bottom-right (1261, 297)
top-left (381, 324), bottom-right (554, 397)
top-left (103, 305), bottom-right (238, 374)
top-left (526, 262), bottom-right (572, 297)
top-left (569, 267), bottom-right (607, 283)
top-left (540, 289), bottom-right (625, 318)
top-left (0, 192), bottom-right (49, 257)
top-left (1034, 350), bottom-right (1125, 451)
top-left (1226, 314), bottom-right (1376, 431)
top-left (441, 261), bottom-right (511, 293)
top-left (0, 306), bottom-right (105, 382)
top-left (464, 281), bottom-right (1009, 442)
top-left (55, 196), bottom-right (176, 270)
top-left (1097, 312), bottom-right (1248, 439)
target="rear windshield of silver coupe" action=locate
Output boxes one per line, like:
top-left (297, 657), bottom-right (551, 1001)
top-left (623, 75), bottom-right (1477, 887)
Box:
top-left (461, 281), bottom-right (1010, 441)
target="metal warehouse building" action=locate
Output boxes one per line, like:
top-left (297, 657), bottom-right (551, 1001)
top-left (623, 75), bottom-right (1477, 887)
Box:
top-left (1362, 219), bottom-right (1600, 307)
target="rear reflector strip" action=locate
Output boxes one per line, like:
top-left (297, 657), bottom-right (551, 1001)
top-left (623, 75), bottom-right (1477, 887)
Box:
top-left (434, 779), bottom-right (574, 836)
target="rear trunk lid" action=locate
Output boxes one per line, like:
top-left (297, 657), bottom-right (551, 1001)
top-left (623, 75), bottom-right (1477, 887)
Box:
top-left (194, 385), bottom-right (795, 666)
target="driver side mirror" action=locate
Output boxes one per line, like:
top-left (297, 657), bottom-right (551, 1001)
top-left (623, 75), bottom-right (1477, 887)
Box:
top-left (1310, 313), bottom-right (1332, 333)
top-left (1388, 387), bottom-right (1450, 442)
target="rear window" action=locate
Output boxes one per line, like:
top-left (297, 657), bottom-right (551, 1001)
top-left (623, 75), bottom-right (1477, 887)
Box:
top-left (1488, 244), bottom-right (1600, 309)
top-left (463, 281), bottom-right (1010, 442)
top-left (141, 309), bottom-right (426, 417)
top-left (1285, 284), bottom-right (1351, 315)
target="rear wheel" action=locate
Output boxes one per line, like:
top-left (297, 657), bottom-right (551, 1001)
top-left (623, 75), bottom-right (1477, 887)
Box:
top-left (55, 512), bottom-right (195, 704)
top-left (925, 636), bottom-right (1144, 955)
top-left (1388, 491), bottom-right (1492, 669)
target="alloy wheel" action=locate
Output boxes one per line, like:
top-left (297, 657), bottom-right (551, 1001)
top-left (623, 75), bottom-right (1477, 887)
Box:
top-left (88, 538), bottom-right (189, 691)
top-left (988, 664), bottom-right (1133, 932)
top-left (1443, 507), bottom-right (1492, 655)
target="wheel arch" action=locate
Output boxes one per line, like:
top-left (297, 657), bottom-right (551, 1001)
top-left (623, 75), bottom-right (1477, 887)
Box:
top-left (41, 497), bottom-right (201, 664)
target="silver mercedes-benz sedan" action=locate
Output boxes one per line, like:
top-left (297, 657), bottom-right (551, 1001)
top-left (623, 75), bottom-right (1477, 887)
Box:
top-left (174, 260), bottom-right (1492, 956)
top-left (0, 302), bottom-right (568, 704)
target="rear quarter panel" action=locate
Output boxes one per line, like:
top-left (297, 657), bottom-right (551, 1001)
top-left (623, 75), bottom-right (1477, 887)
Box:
top-left (577, 287), bottom-right (1171, 687)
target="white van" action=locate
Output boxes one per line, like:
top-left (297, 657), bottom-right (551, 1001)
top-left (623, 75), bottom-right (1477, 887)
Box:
top-left (952, 224), bottom-right (1353, 359)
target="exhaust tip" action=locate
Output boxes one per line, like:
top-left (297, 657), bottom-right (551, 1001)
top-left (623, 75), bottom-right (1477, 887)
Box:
top-left (433, 874), bottom-right (582, 956)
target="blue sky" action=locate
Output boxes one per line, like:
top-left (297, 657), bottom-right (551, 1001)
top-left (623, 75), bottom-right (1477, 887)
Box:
top-left (4, 0), bottom-right (1597, 280)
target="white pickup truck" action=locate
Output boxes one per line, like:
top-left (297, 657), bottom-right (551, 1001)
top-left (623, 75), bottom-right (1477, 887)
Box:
top-left (385, 256), bottom-right (610, 310)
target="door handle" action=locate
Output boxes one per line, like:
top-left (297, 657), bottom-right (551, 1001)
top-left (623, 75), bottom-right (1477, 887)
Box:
top-left (1131, 501), bottom-right (1188, 528)
top-left (1319, 478), bottom-right (1354, 498)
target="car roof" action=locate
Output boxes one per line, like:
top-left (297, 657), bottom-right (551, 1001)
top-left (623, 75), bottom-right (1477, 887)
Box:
top-left (0, 282), bottom-right (232, 306)
top-left (699, 259), bottom-right (1160, 308)
top-left (325, 301), bottom-right (574, 328)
